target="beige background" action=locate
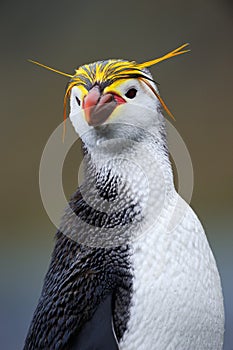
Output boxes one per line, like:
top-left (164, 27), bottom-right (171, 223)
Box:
top-left (0, 0), bottom-right (232, 348)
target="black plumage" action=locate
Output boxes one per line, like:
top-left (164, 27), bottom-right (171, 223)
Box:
top-left (24, 187), bottom-right (133, 350)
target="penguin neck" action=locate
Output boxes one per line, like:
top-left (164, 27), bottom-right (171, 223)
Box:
top-left (62, 124), bottom-right (177, 247)
top-left (81, 123), bottom-right (175, 214)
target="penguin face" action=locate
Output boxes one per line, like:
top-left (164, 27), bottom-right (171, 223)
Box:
top-left (69, 75), bottom-right (161, 147)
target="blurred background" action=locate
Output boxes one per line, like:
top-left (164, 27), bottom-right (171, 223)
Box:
top-left (0, 0), bottom-right (232, 349)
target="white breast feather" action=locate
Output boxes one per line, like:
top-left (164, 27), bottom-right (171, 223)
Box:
top-left (119, 195), bottom-right (224, 350)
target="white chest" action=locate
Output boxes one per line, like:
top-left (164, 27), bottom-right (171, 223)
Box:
top-left (119, 198), bottom-right (224, 350)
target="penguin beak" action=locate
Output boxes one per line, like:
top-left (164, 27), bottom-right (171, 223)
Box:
top-left (83, 85), bottom-right (125, 126)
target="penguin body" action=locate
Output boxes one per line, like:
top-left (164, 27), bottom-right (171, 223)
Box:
top-left (25, 49), bottom-right (224, 349)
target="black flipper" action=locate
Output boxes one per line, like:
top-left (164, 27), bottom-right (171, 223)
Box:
top-left (24, 231), bottom-right (132, 350)
top-left (69, 294), bottom-right (118, 350)
top-left (24, 185), bottom-right (133, 350)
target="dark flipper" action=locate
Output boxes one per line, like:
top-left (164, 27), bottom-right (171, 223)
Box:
top-left (24, 186), bottom-right (133, 350)
top-left (24, 232), bottom-right (132, 350)
top-left (69, 294), bottom-right (118, 350)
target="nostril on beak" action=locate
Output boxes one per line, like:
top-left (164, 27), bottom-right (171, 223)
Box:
top-left (96, 93), bottom-right (114, 109)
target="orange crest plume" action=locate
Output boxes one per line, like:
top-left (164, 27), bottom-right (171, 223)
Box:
top-left (138, 43), bottom-right (190, 69)
top-left (28, 43), bottom-right (190, 141)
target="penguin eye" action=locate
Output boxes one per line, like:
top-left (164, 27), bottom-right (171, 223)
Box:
top-left (75, 96), bottom-right (81, 106)
top-left (125, 88), bottom-right (137, 99)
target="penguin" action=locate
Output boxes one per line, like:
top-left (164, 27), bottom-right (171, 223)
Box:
top-left (24, 44), bottom-right (224, 349)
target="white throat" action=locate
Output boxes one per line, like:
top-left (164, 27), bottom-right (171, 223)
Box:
top-left (78, 121), bottom-right (176, 246)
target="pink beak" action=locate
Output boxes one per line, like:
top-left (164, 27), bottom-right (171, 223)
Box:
top-left (83, 85), bottom-right (125, 126)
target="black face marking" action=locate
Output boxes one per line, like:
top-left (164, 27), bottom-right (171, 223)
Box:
top-left (75, 96), bottom-right (81, 106)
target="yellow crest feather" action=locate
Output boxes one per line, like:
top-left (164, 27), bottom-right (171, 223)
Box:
top-left (138, 43), bottom-right (190, 68)
top-left (28, 59), bottom-right (73, 78)
top-left (28, 44), bottom-right (190, 141)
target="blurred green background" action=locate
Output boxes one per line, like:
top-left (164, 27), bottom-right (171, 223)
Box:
top-left (0, 0), bottom-right (232, 349)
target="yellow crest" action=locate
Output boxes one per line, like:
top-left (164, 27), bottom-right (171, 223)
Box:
top-left (29, 43), bottom-right (190, 140)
